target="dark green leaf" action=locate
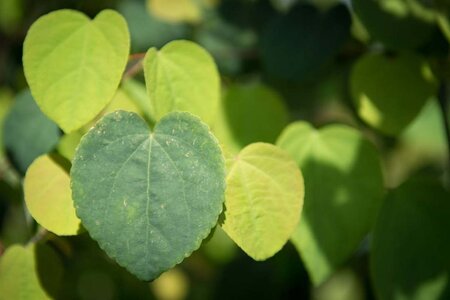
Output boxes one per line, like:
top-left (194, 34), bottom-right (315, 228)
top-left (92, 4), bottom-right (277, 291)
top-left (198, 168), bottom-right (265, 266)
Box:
top-left (371, 177), bottom-right (450, 300)
top-left (71, 111), bottom-right (226, 281)
top-left (261, 3), bottom-right (350, 81)
top-left (3, 90), bottom-right (60, 174)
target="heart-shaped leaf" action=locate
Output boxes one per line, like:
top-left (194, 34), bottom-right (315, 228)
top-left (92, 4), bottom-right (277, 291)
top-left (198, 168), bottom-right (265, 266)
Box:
top-left (71, 111), bottom-right (225, 281)
top-left (221, 143), bottom-right (304, 260)
top-left (277, 121), bottom-right (384, 285)
top-left (24, 154), bottom-right (81, 236)
top-left (261, 3), bottom-right (350, 81)
top-left (350, 52), bottom-right (437, 136)
top-left (23, 9), bottom-right (130, 133)
top-left (143, 40), bottom-right (220, 125)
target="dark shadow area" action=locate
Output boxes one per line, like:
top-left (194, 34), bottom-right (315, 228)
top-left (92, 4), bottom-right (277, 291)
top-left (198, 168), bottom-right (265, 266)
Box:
top-left (212, 242), bottom-right (310, 300)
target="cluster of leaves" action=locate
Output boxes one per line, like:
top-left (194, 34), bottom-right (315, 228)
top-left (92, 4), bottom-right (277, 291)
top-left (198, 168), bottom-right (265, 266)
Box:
top-left (0, 0), bottom-right (450, 299)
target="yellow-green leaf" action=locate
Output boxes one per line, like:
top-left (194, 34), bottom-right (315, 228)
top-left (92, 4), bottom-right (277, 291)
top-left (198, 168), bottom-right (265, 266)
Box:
top-left (143, 40), bottom-right (220, 125)
top-left (0, 244), bottom-right (63, 299)
top-left (57, 131), bottom-right (83, 161)
top-left (24, 155), bottom-right (81, 236)
top-left (221, 143), bottom-right (304, 260)
top-left (23, 9), bottom-right (130, 133)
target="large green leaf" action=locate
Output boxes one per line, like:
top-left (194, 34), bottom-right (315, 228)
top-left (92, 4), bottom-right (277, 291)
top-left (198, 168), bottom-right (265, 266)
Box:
top-left (143, 40), bottom-right (220, 125)
top-left (350, 52), bottom-right (437, 136)
top-left (352, 0), bottom-right (435, 50)
top-left (24, 154), bottom-right (81, 236)
top-left (261, 3), bottom-right (350, 81)
top-left (0, 244), bottom-right (63, 299)
top-left (3, 90), bottom-right (60, 174)
top-left (221, 143), bottom-right (304, 260)
top-left (23, 9), bottom-right (130, 133)
top-left (371, 177), bottom-right (450, 300)
top-left (212, 83), bottom-right (289, 154)
top-left (71, 111), bottom-right (225, 281)
top-left (277, 122), bottom-right (383, 285)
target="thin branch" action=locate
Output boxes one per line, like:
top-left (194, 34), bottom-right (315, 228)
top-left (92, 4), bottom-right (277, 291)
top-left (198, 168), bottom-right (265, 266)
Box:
top-left (122, 59), bottom-right (144, 81)
top-left (27, 227), bottom-right (48, 246)
top-left (129, 52), bottom-right (146, 61)
top-left (438, 82), bottom-right (450, 167)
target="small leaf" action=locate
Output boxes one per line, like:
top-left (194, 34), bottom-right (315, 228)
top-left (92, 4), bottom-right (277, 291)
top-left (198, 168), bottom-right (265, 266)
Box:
top-left (24, 154), bottom-right (81, 236)
top-left (71, 111), bottom-right (225, 280)
top-left (350, 52), bottom-right (437, 135)
top-left (212, 83), bottom-right (289, 154)
top-left (143, 40), bottom-right (220, 125)
top-left (23, 9), bottom-right (130, 133)
top-left (3, 90), bottom-right (60, 174)
top-left (0, 244), bottom-right (63, 299)
top-left (371, 177), bottom-right (450, 300)
top-left (221, 143), bottom-right (304, 260)
top-left (277, 121), bottom-right (384, 285)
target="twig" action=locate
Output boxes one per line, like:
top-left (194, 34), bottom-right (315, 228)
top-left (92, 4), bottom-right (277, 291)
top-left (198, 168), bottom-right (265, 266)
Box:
top-left (438, 82), bottom-right (450, 168)
top-left (129, 52), bottom-right (146, 61)
top-left (27, 227), bottom-right (48, 246)
top-left (122, 59), bottom-right (144, 81)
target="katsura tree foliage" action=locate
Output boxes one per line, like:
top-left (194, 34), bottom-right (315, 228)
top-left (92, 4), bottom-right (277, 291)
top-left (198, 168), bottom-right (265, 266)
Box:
top-left (0, 0), bottom-right (449, 299)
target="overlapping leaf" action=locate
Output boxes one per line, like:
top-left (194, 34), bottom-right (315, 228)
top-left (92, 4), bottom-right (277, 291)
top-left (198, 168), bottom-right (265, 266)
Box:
top-left (143, 40), bottom-right (220, 125)
top-left (24, 154), bottom-right (81, 236)
top-left (3, 90), bottom-right (60, 174)
top-left (0, 244), bottom-right (63, 299)
top-left (277, 122), bottom-right (384, 285)
top-left (350, 52), bottom-right (436, 135)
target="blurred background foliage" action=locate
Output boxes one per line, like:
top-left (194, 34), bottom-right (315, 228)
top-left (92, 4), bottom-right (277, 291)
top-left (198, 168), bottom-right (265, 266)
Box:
top-left (0, 0), bottom-right (450, 299)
